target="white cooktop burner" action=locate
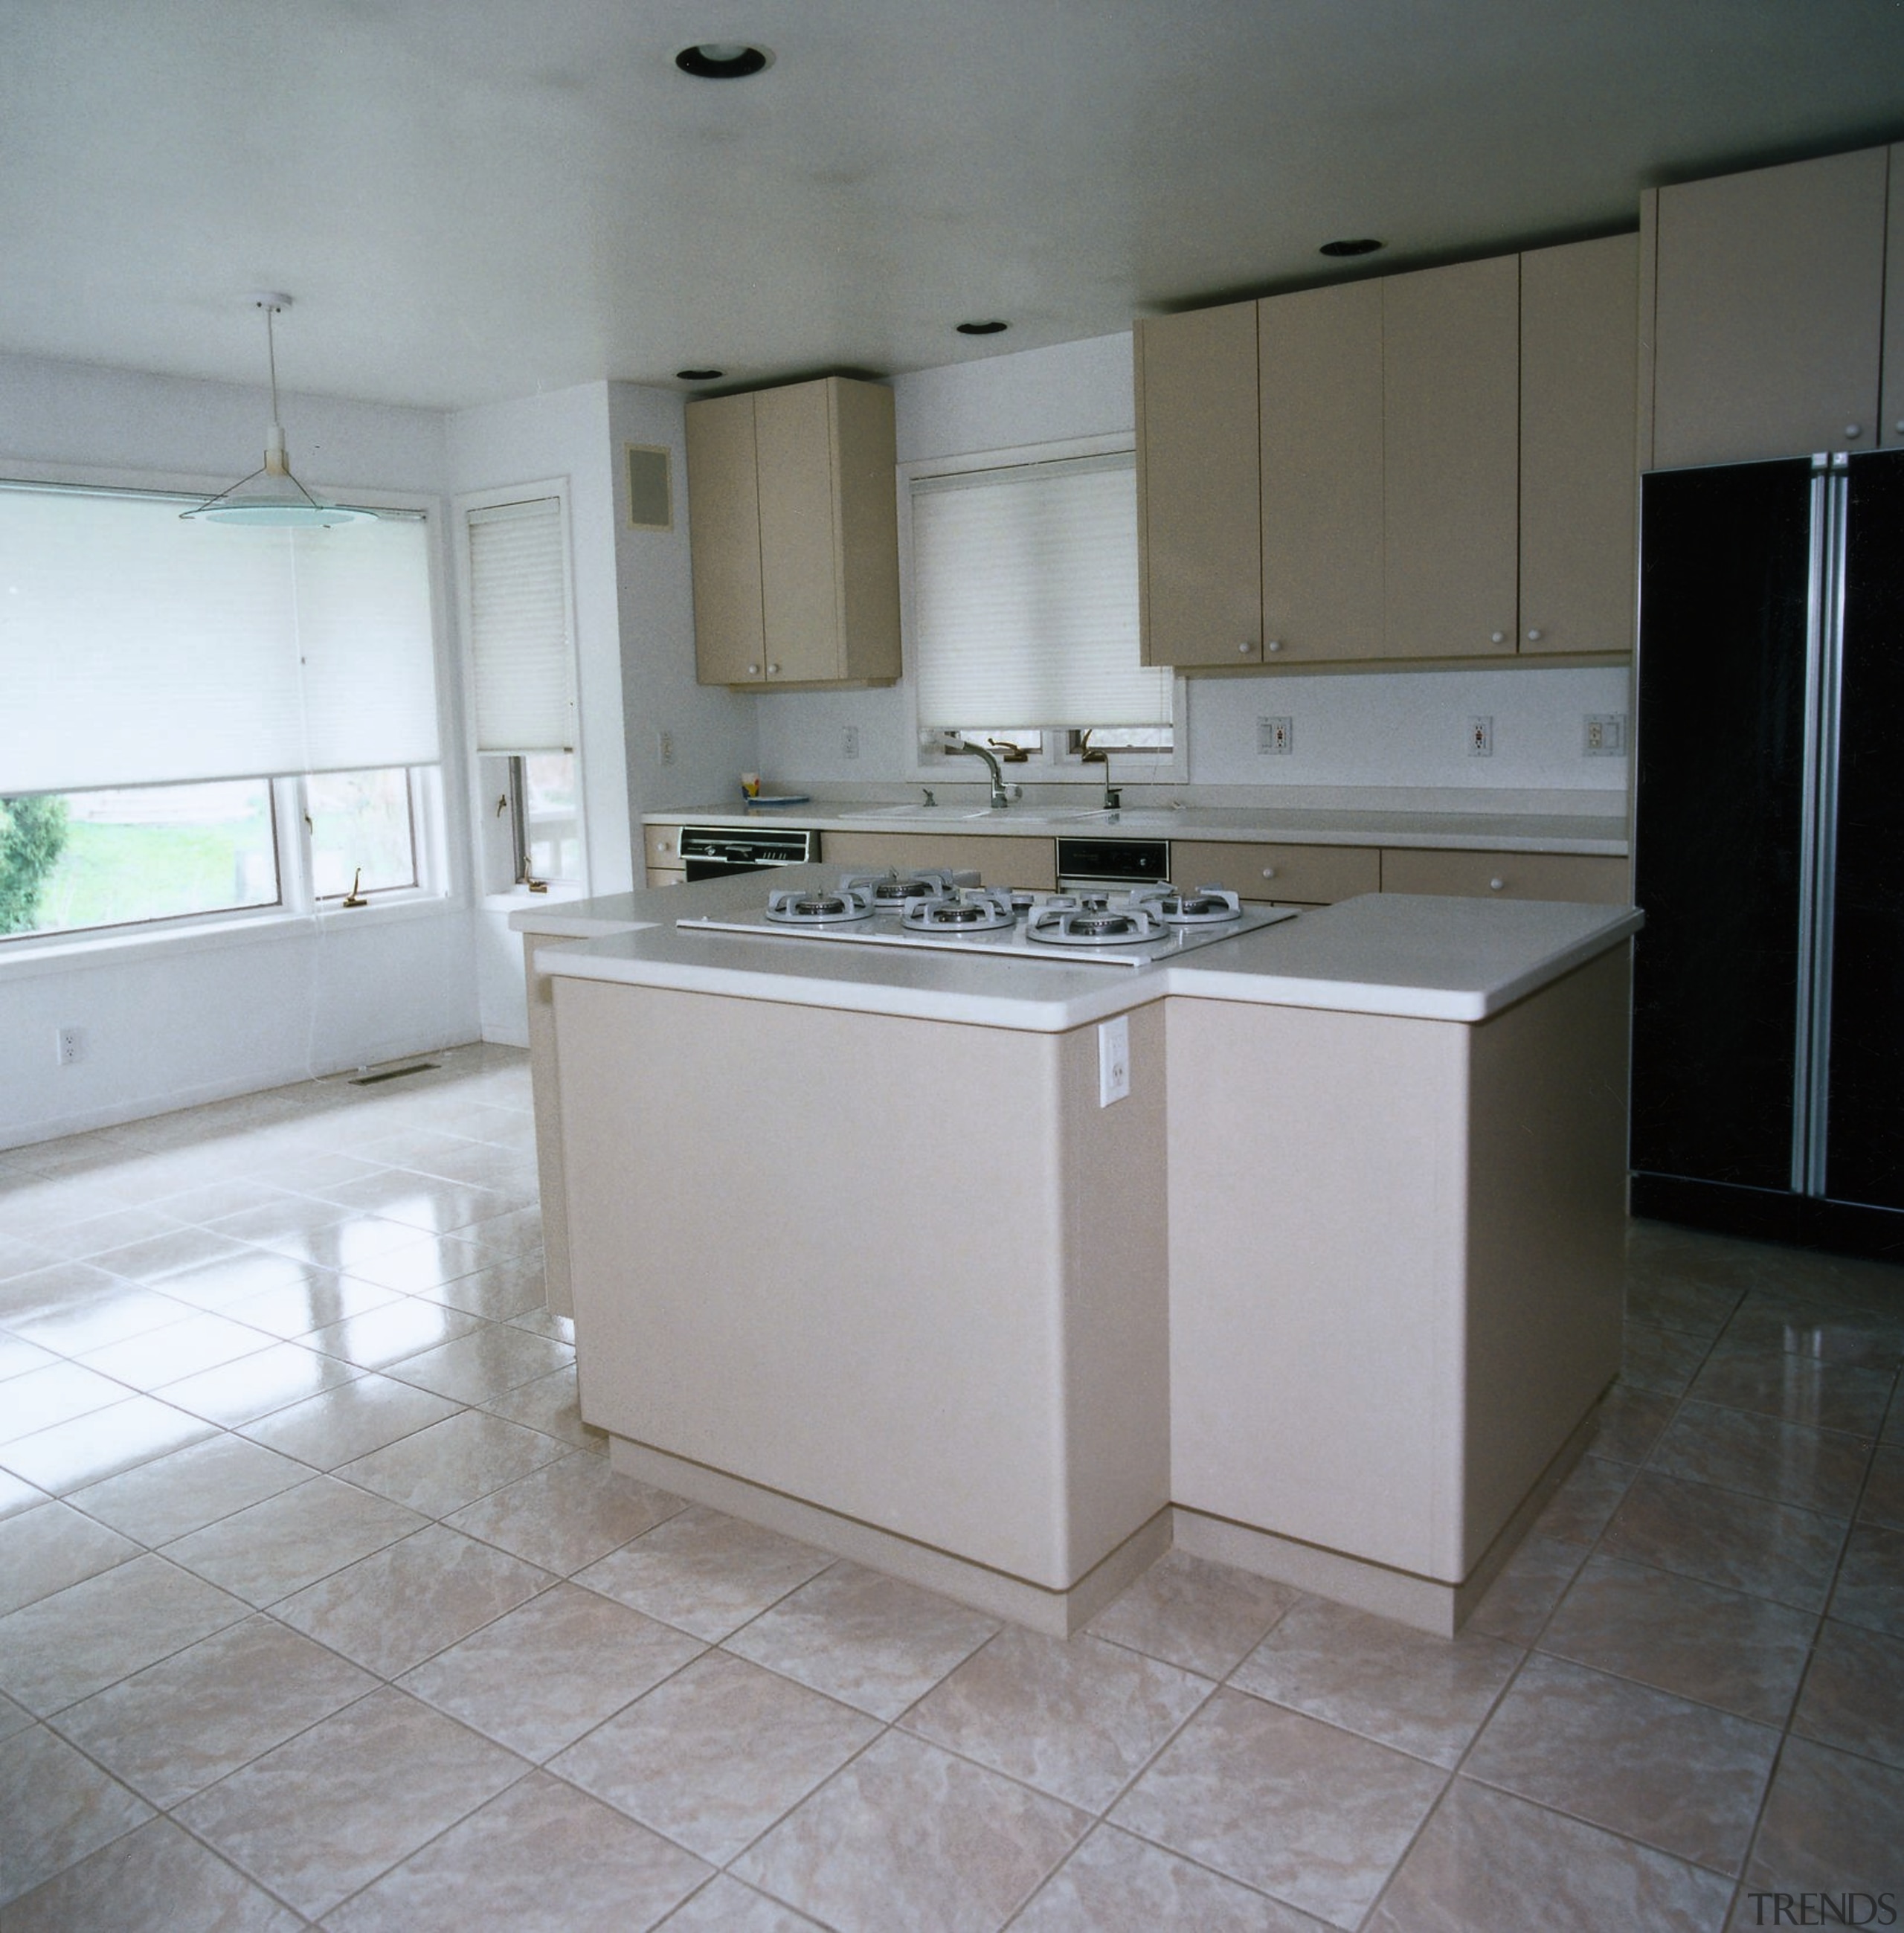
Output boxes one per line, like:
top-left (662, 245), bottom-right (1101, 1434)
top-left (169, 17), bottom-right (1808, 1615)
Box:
top-left (684, 877), bottom-right (1296, 967)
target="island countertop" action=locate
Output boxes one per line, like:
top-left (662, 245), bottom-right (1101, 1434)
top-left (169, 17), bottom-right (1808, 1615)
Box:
top-left (534, 888), bottom-right (1641, 1029)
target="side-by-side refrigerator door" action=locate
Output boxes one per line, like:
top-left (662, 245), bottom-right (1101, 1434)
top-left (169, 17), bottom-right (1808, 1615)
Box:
top-left (1630, 458), bottom-right (1816, 1194)
top-left (1821, 448), bottom-right (1904, 1212)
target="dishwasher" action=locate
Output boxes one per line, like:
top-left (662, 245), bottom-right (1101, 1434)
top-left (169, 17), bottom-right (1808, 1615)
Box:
top-left (676, 825), bottom-right (820, 881)
top-left (1054, 835), bottom-right (1171, 894)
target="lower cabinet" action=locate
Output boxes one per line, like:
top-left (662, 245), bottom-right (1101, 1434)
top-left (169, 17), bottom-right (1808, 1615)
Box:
top-left (821, 831), bottom-right (1058, 891)
top-left (1169, 840), bottom-right (1380, 906)
top-left (1380, 848), bottom-right (1630, 903)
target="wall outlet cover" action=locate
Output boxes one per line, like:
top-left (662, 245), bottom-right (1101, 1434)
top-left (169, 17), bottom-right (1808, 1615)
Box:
top-left (1256, 715), bottom-right (1293, 756)
top-left (1467, 715), bottom-right (1493, 757)
top-left (1584, 713), bottom-right (1626, 756)
top-left (1098, 1014), bottom-right (1130, 1106)
top-left (843, 724), bottom-right (860, 759)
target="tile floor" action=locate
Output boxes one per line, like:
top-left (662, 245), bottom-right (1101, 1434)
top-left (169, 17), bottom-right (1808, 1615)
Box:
top-left (2, 1046), bottom-right (1902, 1930)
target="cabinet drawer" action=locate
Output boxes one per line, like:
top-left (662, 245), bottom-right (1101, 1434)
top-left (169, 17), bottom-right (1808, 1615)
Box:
top-left (820, 832), bottom-right (1058, 892)
top-left (645, 867), bottom-right (686, 889)
top-left (1170, 840), bottom-right (1380, 904)
top-left (1380, 849), bottom-right (1630, 904)
top-left (644, 825), bottom-right (686, 869)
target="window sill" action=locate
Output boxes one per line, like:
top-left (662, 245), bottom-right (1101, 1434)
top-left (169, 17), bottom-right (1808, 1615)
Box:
top-left (0, 892), bottom-right (464, 982)
top-left (478, 884), bottom-right (591, 916)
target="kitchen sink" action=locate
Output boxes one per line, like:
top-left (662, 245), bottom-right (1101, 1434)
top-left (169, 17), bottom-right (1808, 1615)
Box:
top-left (836, 804), bottom-right (1104, 822)
top-left (1072, 808), bottom-right (1189, 829)
top-left (837, 804), bottom-right (997, 820)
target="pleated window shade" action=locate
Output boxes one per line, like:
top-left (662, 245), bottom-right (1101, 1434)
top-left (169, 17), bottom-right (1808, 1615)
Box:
top-left (910, 452), bottom-right (1169, 730)
top-left (466, 498), bottom-right (575, 755)
top-left (0, 483), bottom-right (439, 796)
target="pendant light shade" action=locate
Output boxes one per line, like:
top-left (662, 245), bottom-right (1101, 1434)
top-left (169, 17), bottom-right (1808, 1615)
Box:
top-left (182, 296), bottom-right (376, 527)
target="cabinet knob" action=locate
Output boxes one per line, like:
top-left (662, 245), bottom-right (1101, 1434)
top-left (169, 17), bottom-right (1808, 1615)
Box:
top-left (1239, 641), bottom-right (1255, 654)
top-left (1488, 877), bottom-right (1505, 892)
top-left (1525, 628), bottom-right (1543, 643)
top-left (1844, 425), bottom-right (1862, 440)
top-left (1896, 419), bottom-right (1904, 436)
top-left (1490, 631), bottom-right (1506, 645)
top-left (1265, 640), bottom-right (1281, 653)
top-left (747, 663), bottom-right (761, 676)
top-left (1261, 866), bottom-right (1277, 880)
top-left (767, 663), bottom-right (780, 675)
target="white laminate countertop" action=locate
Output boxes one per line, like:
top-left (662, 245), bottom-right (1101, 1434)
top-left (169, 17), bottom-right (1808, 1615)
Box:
top-left (531, 882), bottom-right (1641, 1030)
top-left (643, 799), bottom-right (1629, 855)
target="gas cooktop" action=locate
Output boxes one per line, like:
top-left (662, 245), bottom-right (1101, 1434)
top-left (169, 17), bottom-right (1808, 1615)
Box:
top-left (678, 872), bottom-right (1297, 968)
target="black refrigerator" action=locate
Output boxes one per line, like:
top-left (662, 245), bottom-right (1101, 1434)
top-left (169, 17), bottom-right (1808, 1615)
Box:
top-left (1631, 447), bottom-right (1904, 1264)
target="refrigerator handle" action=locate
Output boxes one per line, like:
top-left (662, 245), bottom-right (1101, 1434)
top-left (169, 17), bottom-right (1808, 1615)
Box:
top-left (1792, 467), bottom-right (1827, 1194)
top-left (1801, 460), bottom-right (1849, 1197)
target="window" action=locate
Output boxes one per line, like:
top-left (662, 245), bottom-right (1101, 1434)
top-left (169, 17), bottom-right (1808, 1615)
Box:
top-left (462, 492), bottom-right (582, 887)
top-left (905, 444), bottom-right (1182, 779)
top-left (0, 480), bottom-right (446, 945)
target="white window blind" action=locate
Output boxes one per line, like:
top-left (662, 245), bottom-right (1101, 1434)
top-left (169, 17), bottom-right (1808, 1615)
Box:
top-left (0, 483), bottom-right (439, 796)
top-left (466, 498), bottom-right (574, 754)
top-left (910, 452), bottom-right (1170, 730)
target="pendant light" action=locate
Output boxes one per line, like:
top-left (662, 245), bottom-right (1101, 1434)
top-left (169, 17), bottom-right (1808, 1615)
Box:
top-left (181, 295), bottom-right (376, 527)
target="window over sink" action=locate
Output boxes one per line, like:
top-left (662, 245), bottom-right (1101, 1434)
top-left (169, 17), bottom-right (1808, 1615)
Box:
top-left (901, 439), bottom-right (1186, 783)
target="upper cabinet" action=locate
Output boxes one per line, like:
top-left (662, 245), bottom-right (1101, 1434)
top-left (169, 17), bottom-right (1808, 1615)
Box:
top-left (1134, 305), bottom-right (1262, 666)
top-left (1139, 235), bottom-right (1638, 666)
top-left (1647, 147), bottom-right (1893, 469)
top-left (1381, 255), bottom-right (1520, 659)
top-left (686, 376), bottom-right (901, 688)
top-left (1520, 234), bottom-right (1641, 654)
top-left (1258, 280), bottom-right (1383, 663)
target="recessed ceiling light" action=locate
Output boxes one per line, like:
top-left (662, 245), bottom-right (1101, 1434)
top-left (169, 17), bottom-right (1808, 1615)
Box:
top-left (675, 367), bottom-right (724, 382)
top-left (956, 320), bottom-right (1008, 336)
top-left (675, 43), bottom-right (771, 79)
top-left (1319, 238), bottom-right (1384, 258)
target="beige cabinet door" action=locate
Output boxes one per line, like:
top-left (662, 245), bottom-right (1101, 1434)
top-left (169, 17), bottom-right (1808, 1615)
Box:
top-left (1380, 848), bottom-right (1630, 904)
top-left (1258, 280), bottom-right (1385, 663)
top-left (1519, 235), bottom-right (1639, 656)
top-left (830, 379), bottom-right (903, 682)
top-left (756, 382), bottom-right (845, 682)
top-left (1885, 146), bottom-right (1904, 449)
top-left (1383, 257), bottom-right (1520, 659)
top-left (820, 831), bottom-right (1058, 891)
top-left (686, 393), bottom-right (768, 685)
top-left (1136, 306), bottom-right (1261, 667)
top-left (1169, 840), bottom-right (1380, 904)
top-left (1652, 147), bottom-right (1888, 469)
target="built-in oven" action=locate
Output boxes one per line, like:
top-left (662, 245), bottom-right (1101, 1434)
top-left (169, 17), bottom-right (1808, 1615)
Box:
top-left (676, 825), bottom-right (821, 881)
top-left (1055, 836), bottom-right (1171, 894)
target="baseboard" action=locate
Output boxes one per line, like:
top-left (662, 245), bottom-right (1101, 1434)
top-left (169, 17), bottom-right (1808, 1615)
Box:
top-left (1174, 1399), bottom-right (1604, 1638)
top-left (608, 1435), bottom-right (1172, 1637)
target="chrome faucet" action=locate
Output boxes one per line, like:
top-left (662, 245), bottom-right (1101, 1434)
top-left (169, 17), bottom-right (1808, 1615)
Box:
top-left (948, 737), bottom-right (1012, 809)
top-left (1099, 753), bottom-right (1121, 812)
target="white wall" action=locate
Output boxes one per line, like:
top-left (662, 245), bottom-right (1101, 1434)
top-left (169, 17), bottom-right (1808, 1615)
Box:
top-left (607, 382), bottom-right (756, 822)
top-left (1, 352), bottom-right (480, 1148)
top-left (754, 332), bottom-right (1633, 803)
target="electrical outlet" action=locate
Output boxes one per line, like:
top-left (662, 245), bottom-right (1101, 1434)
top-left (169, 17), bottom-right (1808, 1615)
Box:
top-left (1256, 715), bottom-right (1293, 756)
top-left (657, 730), bottom-right (674, 765)
top-left (56, 1026), bottom-right (83, 1067)
top-left (842, 724), bottom-right (860, 759)
top-left (1097, 1014), bottom-right (1130, 1107)
top-left (1584, 713), bottom-right (1626, 756)
top-left (1468, 715), bottom-right (1493, 757)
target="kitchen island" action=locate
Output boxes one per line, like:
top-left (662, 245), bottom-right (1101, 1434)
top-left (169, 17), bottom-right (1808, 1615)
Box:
top-left (527, 876), bottom-right (1639, 1636)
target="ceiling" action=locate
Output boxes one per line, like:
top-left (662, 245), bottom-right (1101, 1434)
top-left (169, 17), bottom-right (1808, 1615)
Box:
top-left (4, 0), bottom-right (1903, 413)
